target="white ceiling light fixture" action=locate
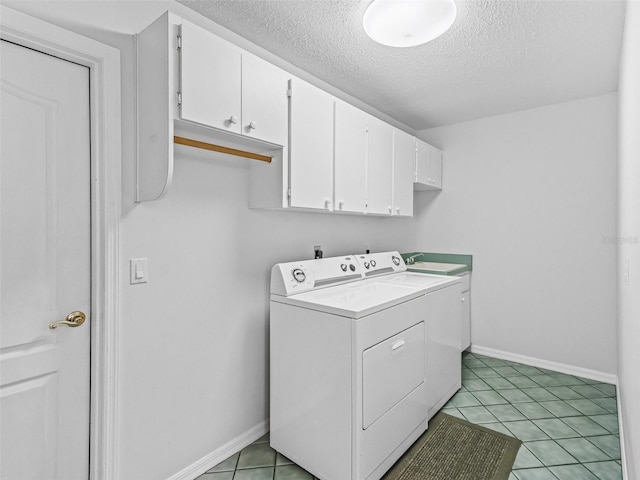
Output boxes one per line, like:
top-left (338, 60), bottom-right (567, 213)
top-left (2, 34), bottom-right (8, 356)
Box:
top-left (363, 0), bottom-right (457, 47)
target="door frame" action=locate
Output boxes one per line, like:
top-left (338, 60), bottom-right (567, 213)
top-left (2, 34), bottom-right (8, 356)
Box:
top-left (1, 7), bottom-right (122, 480)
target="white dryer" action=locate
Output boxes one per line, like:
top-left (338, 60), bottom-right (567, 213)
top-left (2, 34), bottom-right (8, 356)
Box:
top-left (354, 254), bottom-right (463, 420)
top-left (269, 252), bottom-right (460, 480)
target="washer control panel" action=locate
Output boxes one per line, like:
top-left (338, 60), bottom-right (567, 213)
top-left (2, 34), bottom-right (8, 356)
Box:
top-left (355, 251), bottom-right (407, 277)
top-left (271, 255), bottom-right (364, 296)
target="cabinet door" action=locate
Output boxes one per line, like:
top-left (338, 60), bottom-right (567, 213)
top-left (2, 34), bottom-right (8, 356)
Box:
top-left (430, 146), bottom-right (443, 189)
top-left (334, 100), bottom-right (367, 213)
top-left (242, 54), bottom-right (288, 146)
top-left (289, 78), bottom-right (334, 210)
top-left (415, 139), bottom-right (430, 186)
top-left (392, 129), bottom-right (414, 216)
top-left (415, 139), bottom-right (443, 191)
top-left (366, 116), bottom-right (394, 215)
top-left (180, 21), bottom-right (241, 133)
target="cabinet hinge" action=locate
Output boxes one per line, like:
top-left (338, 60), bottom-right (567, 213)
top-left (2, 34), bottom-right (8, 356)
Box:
top-left (176, 35), bottom-right (182, 50)
top-left (287, 188), bottom-right (292, 198)
top-left (177, 92), bottom-right (182, 106)
top-left (287, 88), bottom-right (292, 98)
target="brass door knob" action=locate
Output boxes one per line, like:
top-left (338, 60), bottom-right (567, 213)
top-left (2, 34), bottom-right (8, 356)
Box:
top-left (49, 311), bottom-right (86, 330)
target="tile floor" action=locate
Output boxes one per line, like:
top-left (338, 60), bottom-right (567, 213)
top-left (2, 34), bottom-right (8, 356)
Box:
top-left (196, 352), bottom-right (622, 480)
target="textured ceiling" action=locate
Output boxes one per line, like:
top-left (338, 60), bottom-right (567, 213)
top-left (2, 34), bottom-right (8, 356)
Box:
top-left (176, 0), bottom-right (626, 130)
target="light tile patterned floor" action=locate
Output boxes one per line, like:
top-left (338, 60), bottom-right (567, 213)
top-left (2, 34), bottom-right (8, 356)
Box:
top-left (197, 352), bottom-right (622, 480)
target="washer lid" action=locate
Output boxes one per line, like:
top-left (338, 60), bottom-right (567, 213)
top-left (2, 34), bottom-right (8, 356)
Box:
top-left (271, 280), bottom-right (423, 318)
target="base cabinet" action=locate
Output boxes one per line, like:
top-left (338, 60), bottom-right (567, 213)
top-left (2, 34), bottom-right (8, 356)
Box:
top-left (426, 284), bottom-right (463, 419)
top-left (460, 273), bottom-right (471, 350)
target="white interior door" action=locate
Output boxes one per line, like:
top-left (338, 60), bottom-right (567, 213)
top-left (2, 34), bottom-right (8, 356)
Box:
top-left (1, 39), bottom-right (91, 480)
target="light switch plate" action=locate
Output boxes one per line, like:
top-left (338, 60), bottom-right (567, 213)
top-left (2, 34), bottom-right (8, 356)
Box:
top-left (130, 258), bottom-right (148, 284)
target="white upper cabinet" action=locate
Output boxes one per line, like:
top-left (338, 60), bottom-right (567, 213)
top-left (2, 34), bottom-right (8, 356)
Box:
top-left (430, 147), bottom-right (443, 189)
top-left (334, 100), bottom-right (367, 213)
top-left (415, 138), bottom-right (443, 191)
top-left (137, 12), bottom-right (424, 213)
top-left (334, 104), bottom-right (413, 216)
top-left (136, 13), bottom-right (286, 202)
top-left (393, 129), bottom-right (415, 216)
top-left (241, 54), bottom-right (288, 146)
top-left (288, 77), bottom-right (335, 211)
top-left (180, 22), bottom-right (288, 146)
top-left (180, 21), bottom-right (242, 133)
top-left (366, 116), bottom-right (394, 215)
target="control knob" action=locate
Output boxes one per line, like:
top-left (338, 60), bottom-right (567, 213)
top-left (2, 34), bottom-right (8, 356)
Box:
top-left (392, 256), bottom-right (401, 266)
top-left (292, 268), bottom-right (306, 283)
top-left (340, 264), bottom-right (348, 272)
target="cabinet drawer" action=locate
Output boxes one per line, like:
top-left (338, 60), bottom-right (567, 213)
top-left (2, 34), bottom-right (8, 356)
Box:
top-left (362, 322), bottom-right (425, 429)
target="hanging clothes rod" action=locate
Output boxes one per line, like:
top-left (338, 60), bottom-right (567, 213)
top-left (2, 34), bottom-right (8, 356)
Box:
top-left (174, 136), bottom-right (272, 163)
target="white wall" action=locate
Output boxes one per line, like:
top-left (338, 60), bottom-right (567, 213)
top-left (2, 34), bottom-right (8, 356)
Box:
top-left (416, 94), bottom-right (618, 378)
top-left (118, 152), bottom-right (414, 480)
top-left (617, 0), bottom-right (640, 476)
top-left (3, 2), bottom-right (416, 479)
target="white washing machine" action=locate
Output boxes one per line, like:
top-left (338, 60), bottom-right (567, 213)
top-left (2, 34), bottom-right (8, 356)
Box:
top-left (269, 251), bottom-right (461, 480)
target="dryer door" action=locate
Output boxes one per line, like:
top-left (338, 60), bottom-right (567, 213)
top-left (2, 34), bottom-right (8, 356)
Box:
top-left (362, 322), bottom-right (425, 429)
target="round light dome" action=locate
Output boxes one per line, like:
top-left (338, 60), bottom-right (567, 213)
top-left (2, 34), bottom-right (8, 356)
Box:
top-left (363, 0), bottom-right (457, 47)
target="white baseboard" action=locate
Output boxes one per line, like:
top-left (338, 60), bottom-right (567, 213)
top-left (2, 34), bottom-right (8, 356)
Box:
top-left (167, 420), bottom-right (269, 480)
top-left (469, 345), bottom-right (618, 385)
top-left (617, 392), bottom-right (629, 480)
